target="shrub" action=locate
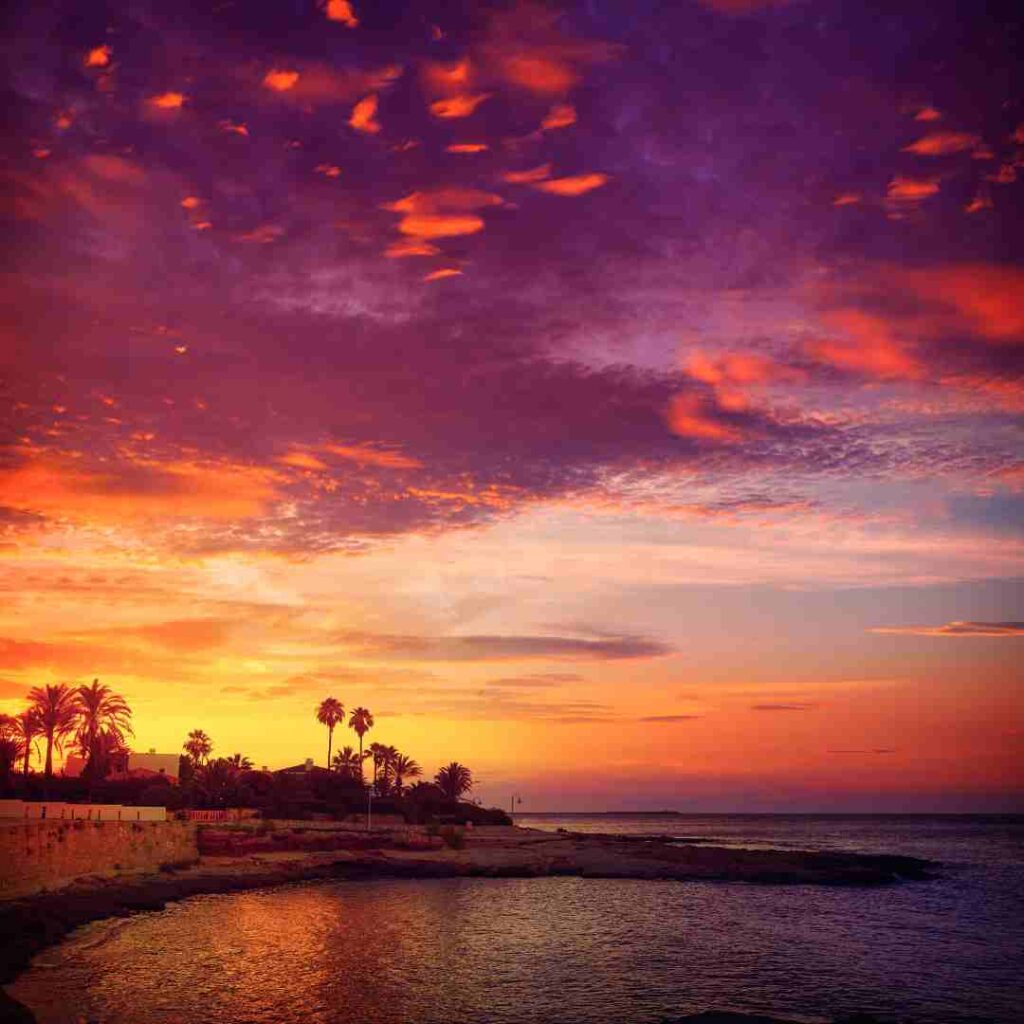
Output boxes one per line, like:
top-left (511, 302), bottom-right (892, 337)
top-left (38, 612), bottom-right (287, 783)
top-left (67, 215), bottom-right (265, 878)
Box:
top-left (438, 825), bottom-right (465, 850)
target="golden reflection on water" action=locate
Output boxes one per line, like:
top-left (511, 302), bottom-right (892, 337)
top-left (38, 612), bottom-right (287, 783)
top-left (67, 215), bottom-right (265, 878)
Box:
top-left (9, 872), bottom-right (1024, 1024)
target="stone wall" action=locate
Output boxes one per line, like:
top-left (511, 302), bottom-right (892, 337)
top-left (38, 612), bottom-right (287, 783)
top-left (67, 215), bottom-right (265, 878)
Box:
top-left (0, 820), bottom-right (199, 900)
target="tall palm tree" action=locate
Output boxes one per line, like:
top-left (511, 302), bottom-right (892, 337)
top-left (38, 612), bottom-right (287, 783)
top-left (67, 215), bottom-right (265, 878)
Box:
top-left (435, 762), bottom-right (473, 801)
top-left (390, 753), bottom-right (422, 796)
top-left (367, 741), bottom-right (387, 794)
top-left (348, 707), bottom-right (373, 781)
top-left (315, 697), bottom-right (345, 769)
top-left (14, 709), bottom-right (40, 775)
top-left (331, 745), bottom-right (365, 780)
top-left (28, 684), bottom-right (78, 779)
top-left (183, 728), bottom-right (213, 766)
top-left (74, 679), bottom-right (133, 782)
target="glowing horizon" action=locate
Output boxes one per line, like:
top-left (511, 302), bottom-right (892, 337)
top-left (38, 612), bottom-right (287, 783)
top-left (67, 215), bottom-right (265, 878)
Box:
top-left (2, 0), bottom-right (1021, 813)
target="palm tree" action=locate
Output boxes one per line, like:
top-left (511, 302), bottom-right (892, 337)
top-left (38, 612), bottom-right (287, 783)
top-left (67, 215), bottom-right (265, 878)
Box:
top-left (0, 715), bottom-right (21, 788)
top-left (224, 753), bottom-right (254, 774)
top-left (348, 707), bottom-right (373, 781)
top-left (390, 753), bottom-right (422, 795)
top-left (367, 741), bottom-right (387, 794)
top-left (331, 745), bottom-right (365, 780)
top-left (13, 709), bottom-right (40, 775)
top-left (74, 679), bottom-right (133, 783)
top-left (183, 729), bottom-right (213, 766)
top-left (315, 697), bottom-right (345, 770)
top-left (435, 762), bottom-right (473, 801)
top-left (28, 684), bottom-right (78, 779)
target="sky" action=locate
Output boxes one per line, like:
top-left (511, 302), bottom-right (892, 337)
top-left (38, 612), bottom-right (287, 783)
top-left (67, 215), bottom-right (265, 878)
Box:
top-left (1, 0), bottom-right (1022, 812)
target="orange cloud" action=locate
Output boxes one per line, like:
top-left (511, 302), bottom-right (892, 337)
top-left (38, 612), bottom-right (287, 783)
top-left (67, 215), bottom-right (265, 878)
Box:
top-left (914, 106), bottom-right (942, 121)
top-left (899, 264), bottom-right (1024, 344)
top-left (886, 176), bottom-right (940, 201)
top-left (541, 103), bottom-right (576, 130)
top-left (220, 120), bottom-right (249, 136)
top-left (349, 93), bottom-right (381, 133)
top-left (0, 456), bottom-right (283, 525)
top-left (384, 238), bottom-right (441, 258)
top-left (84, 45), bottom-right (111, 68)
top-left (429, 93), bottom-right (492, 119)
top-left (315, 163), bottom-right (342, 177)
top-left (807, 309), bottom-right (922, 379)
top-left (532, 173), bottom-right (608, 196)
top-left (148, 91), bottom-right (186, 109)
top-left (323, 445), bottom-right (423, 470)
top-left (665, 394), bottom-right (742, 442)
top-left (237, 224), bottom-right (284, 244)
top-left (903, 131), bottom-right (979, 156)
top-left (446, 143), bottom-right (489, 153)
top-left (501, 164), bottom-right (552, 184)
top-left (420, 59), bottom-right (474, 95)
top-left (323, 0), bottom-right (358, 27)
top-left (263, 69), bottom-right (300, 92)
top-left (424, 268), bottom-right (463, 282)
top-left (833, 193), bottom-right (861, 206)
top-left (385, 188), bottom-right (503, 215)
top-left (180, 196), bottom-right (201, 209)
top-left (398, 215), bottom-right (484, 239)
top-left (278, 450), bottom-right (328, 470)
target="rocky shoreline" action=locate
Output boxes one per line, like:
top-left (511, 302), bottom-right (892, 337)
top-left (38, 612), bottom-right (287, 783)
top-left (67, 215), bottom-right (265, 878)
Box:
top-left (0, 826), bottom-right (934, 1023)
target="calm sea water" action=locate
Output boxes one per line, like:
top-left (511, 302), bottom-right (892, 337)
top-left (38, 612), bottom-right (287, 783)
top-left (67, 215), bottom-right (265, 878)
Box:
top-left (9, 815), bottom-right (1024, 1024)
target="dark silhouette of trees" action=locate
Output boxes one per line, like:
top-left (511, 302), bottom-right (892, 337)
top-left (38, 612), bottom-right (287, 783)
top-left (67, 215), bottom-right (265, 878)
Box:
top-left (74, 679), bottom-right (133, 786)
top-left (28, 684), bottom-right (78, 780)
top-left (315, 697), bottom-right (345, 770)
top-left (0, 715), bottom-right (21, 788)
top-left (331, 745), bottom-right (365, 779)
top-left (348, 707), bottom-right (373, 781)
top-left (14, 709), bottom-right (40, 775)
top-left (183, 729), bottom-right (213, 766)
top-left (391, 753), bottom-right (422, 795)
top-left (435, 762), bottom-right (473, 800)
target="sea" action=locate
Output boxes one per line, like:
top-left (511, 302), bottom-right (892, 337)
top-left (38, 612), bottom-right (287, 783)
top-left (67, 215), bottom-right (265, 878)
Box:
top-left (7, 814), bottom-right (1023, 1024)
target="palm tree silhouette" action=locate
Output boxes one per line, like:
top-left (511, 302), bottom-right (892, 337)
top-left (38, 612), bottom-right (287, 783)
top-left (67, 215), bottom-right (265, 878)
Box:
top-left (390, 753), bottom-right (422, 795)
top-left (28, 684), bottom-right (78, 780)
top-left (14, 708), bottom-right (40, 776)
top-left (183, 728), bottom-right (213, 766)
top-left (224, 753), bottom-right (253, 774)
top-left (74, 679), bottom-right (133, 784)
top-left (348, 707), bottom-right (373, 781)
top-left (331, 745), bottom-right (365, 779)
top-left (368, 741), bottom-right (389, 794)
top-left (435, 761), bottom-right (473, 801)
top-left (316, 697), bottom-right (345, 769)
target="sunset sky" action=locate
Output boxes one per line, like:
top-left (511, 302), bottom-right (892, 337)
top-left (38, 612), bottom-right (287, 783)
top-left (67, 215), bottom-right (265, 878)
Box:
top-left (2, 0), bottom-right (1022, 812)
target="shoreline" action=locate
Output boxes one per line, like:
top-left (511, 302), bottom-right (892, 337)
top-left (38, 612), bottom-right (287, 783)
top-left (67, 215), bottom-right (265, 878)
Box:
top-left (0, 826), bottom-right (935, 1024)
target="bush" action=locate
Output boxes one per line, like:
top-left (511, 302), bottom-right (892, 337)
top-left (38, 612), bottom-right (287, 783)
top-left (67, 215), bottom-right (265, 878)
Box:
top-left (438, 825), bottom-right (465, 850)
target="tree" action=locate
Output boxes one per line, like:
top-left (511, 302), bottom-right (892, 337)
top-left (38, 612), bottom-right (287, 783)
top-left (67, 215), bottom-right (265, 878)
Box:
top-left (368, 741), bottom-right (388, 794)
top-left (391, 753), bottom-right (421, 795)
top-left (14, 709), bottom-right (41, 775)
top-left (331, 745), bottom-right (365, 780)
top-left (74, 679), bottom-right (133, 785)
top-left (315, 697), bottom-right (345, 770)
top-left (28, 684), bottom-right (78, 780)
top-left (348, 707), bottom-right (373, 781)
top-left (435, 762), bottom-right (473, 801)
top-left (183, 729), bottom-right (213, 766)
top-left (0, 715), bottom-right (21, 788)
top-left (224, 753), bottom-right (254, 774)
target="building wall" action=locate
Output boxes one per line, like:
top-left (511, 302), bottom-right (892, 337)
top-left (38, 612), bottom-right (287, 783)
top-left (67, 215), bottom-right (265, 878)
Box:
top-left (0, 819), bottom-right (198, 900)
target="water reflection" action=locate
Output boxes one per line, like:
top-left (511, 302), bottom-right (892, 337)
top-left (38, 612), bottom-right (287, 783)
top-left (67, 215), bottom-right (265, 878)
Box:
top-left (10, 871), bottom-right (1024, 1024)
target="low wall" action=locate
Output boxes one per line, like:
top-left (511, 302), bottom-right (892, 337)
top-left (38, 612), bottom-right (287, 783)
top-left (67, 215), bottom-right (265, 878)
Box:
top-left (0, 820), bottom-right (198, 900)
top-left (0, 800), bottom-right (167, 822)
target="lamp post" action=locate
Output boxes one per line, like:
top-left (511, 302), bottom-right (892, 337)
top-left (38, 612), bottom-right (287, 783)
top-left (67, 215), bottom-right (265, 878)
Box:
top-left (510, 793), bottom-right (522, 821)
top-left (366, 784), bottom-right (373, 831)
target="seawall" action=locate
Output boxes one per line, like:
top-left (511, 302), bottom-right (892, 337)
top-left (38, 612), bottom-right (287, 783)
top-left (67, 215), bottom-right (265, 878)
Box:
top-left (0, 820), bottom-right (198, 900)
